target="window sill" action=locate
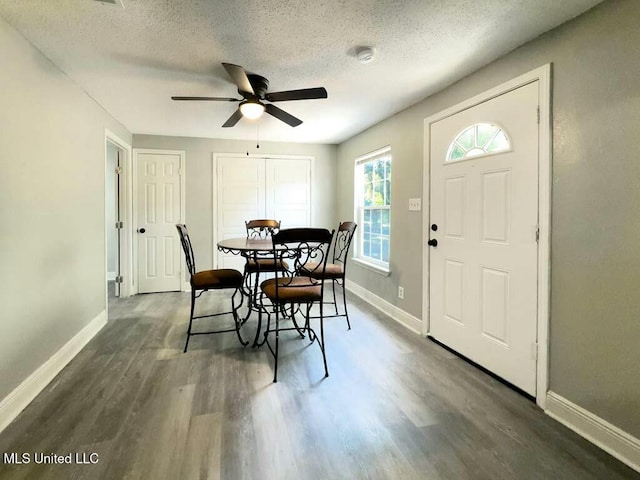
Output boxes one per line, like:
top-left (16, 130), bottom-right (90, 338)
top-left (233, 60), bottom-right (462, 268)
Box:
top-left (352, 258), bottom-right (391, 277)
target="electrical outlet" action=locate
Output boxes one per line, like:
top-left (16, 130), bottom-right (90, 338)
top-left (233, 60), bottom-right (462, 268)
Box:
top-left (409, 198), bottom-right (421, 211)
top-left (398, 286), bottom-right (404, 299)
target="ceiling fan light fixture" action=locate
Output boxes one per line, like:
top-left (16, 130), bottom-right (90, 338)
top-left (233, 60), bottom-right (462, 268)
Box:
top-left (240, 100), bottom-right (265, 119)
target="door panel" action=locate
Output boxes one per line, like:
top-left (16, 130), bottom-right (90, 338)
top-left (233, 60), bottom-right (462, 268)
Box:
top-left (136, 151), bottom-right (182, 293)
top-left (216, 157), bottom-right (266, 270)
top-left (215, 156), bottom-right (311, 269)
top-left (429, 82), bottom-right (539, 395)
top-left (265, 159), bottom-right (311, 228)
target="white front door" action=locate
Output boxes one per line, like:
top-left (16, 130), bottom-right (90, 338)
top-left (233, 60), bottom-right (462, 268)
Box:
top-left (215, 155), bottom-right (312, 269)
top-left (429, 82), bottom-right (539, 395)
top-left (136, 150), bottom-right (183, 293)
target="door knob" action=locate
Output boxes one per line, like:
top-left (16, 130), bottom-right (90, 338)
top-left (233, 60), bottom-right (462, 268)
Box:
top-left (138, 228), bottom-right (146, 234)
top-left (427, 239), bottom-right (438, 247)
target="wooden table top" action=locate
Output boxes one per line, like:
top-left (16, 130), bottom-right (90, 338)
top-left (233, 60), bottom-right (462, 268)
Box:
top-left (216, 237), bottom-right (276, 253)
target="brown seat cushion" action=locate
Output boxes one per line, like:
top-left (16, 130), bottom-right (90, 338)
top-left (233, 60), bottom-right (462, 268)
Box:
top-left (260, 276), bottom-right (322, 303)
top-left (244, 258), bottom-right (289, 273)
top-left (300, 262), bottom-right (343, 279)
top-left (191, 269), bottom-right (243, 290)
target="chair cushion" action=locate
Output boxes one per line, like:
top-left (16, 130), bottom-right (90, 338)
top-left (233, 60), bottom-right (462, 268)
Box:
top-left (260, 276), bottom-right (322, 303)
top-left (191, 269), bottom-right (243, 290)
top-left (300, 262), bottom-right (343, 279)
top-left (244, 258), bottom-right (289, 273)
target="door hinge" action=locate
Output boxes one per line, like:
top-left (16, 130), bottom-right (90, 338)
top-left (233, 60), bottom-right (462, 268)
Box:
top-left (115, 166), bottom-right (122, 175)
top-left (536, 106), bottom-right (540, 124)
top-left (535, 225), bottom-right (540, 242)
top-left (115, 275), bottom-right (124, 283)
top-left (115, 221), bottom-right (124, 229)
top-left (531, 341), bottom-right (538, 362)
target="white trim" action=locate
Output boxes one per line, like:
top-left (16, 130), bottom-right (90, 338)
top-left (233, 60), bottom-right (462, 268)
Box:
top-left (352, 258), bottom-right (391, 276)
top-left (105, 130), bottom-right (132, 299)
top-left (0, 311), bottom-right (107, 434)
top-left (132, 148), bottom-right (186, 293)
top-left (211, 152), bottom-right (315, 270)
top-left (107, 271), bottom-right (116, 281)
top-left (354, 145), bottom-right (392, 164)
top-left (546, 392), bottom-right (640, 473)
top-left (345, 279), bottom-right (422, 334)
top-left (422, 64), bottom-right (552, 408)
top-left (353, 145), bottom-right (393, 271)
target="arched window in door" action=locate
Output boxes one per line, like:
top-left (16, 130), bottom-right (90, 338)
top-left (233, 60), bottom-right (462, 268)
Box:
top-left (446, 123), bottom-right (511, 161)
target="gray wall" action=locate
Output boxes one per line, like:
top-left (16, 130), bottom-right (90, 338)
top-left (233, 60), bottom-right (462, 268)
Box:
top-left (133, 135), bottom-right (337, 269)
top-left (0, 17), bottom-right (131, 403)
top-left (336, 0), bottom-right (640, 437)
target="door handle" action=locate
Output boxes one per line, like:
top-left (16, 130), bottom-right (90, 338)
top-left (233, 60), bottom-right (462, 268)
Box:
top-left (427, 239), bottom-right (438, 247)
top-left (138, 228), bottom-right (146, 234)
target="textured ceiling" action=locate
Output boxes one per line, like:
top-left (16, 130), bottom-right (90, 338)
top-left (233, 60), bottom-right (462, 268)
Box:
top-left (0, 0), bottom-right (603, 144)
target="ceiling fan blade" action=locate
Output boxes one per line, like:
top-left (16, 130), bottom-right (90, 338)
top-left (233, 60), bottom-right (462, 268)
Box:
top-left (171, 96), bottom-right (239, 101)
top-left (265, 104), bottom-right (302, 127)
top-left (265, 87), bottom-right (327, 102)
top-left (222, 63), bottom-right (255, 95)
top-left (222, 109), bottom-right (243, 128)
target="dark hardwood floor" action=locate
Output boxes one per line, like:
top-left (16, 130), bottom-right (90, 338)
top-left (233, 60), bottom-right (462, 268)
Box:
top-left (0, 289), bottom-right (638, 480)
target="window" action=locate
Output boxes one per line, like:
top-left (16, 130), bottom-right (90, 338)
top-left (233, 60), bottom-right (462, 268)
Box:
top-left (446, 123), bottom-right (510, 161)
top-left (354, 146), bottom-right (391, 271)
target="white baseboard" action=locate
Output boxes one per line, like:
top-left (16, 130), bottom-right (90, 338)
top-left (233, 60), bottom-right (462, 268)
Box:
top-left (345, 279), bottom-right (422, 334)
top-left (0, 310), bottom-right (107, 434)
top-left (546, 391), bottom-right (640, 473)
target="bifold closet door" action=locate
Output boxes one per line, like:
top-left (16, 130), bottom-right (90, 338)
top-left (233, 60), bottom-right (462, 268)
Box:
top-left (215, 156), bottom-right (311, 270)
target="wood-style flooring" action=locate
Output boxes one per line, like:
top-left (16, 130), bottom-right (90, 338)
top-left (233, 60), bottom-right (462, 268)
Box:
top-left (0, 289), bottom-right (638, 480)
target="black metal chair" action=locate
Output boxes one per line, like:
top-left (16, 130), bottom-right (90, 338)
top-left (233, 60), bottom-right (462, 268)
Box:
top-left (176, 224), bottom-right (246, 352)
top-left (300, 221), bottom-right (357, 329)
top-left (243, 219), bottom-right (287, 282)
top-left (258, 227), bottom-right (335, 382)
top-left (242, 220), bottom-right (288, 320)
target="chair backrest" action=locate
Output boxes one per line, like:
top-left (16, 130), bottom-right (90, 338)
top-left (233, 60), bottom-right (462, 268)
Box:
top-left (272, 227), bottom-right (335, 290)
top-left (245, 219), bottom-right (281, 239)
top-left (176, 224), bottom-right (196, 276)
top-left (332, 221), bottom-right (357, 269)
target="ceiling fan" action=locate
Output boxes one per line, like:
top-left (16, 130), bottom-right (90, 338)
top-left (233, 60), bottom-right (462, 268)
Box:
top-left (171, 63), bottom-right (328, 128)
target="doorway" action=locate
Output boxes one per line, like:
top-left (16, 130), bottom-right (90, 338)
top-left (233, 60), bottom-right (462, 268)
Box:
top-left (133, 149), bottom-right (185, 294)
top-left (105, 130), bottom-right (132, 300)
top-left (423, 65), bottom-right (551, 406)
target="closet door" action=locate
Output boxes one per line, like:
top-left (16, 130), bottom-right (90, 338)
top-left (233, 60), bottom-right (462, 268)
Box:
top-left (216, 156), bottom-right (266, 270)
top-left (215, 155), bottom-right (311, 269)
top-left (265, 158), bottom-right (311, 228)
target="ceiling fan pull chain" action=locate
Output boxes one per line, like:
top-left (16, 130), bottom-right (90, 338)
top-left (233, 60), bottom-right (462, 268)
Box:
top-left (246, 122), bottom-right (261, 156)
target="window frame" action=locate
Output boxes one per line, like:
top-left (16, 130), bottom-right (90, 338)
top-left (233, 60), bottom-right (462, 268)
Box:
top-left (353, 146), bottom-right (392, 274)
top-left (446, 122), bottom-right (512, 163)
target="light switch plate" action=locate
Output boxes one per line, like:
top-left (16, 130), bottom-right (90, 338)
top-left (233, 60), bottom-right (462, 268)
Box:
top-left (409, 198), bottom-right (421, 211)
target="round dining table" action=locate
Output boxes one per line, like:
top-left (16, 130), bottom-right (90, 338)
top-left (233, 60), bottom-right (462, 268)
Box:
top-left (216, 237), bottom-right (277, 256)
top-left (216, 237), bottom-right (286, 346)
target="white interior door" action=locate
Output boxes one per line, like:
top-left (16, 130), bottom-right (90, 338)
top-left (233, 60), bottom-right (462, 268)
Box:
top-left (215, 155), bottom-right (311, 269)
top-left (136, 151), bottom-right (183, 293)
top-left (265, 158), bottom-right (311, 227)
top-left (429, 82), bottom-right (539, 395)
top-left (216, 156), bottom-right (266, 270)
